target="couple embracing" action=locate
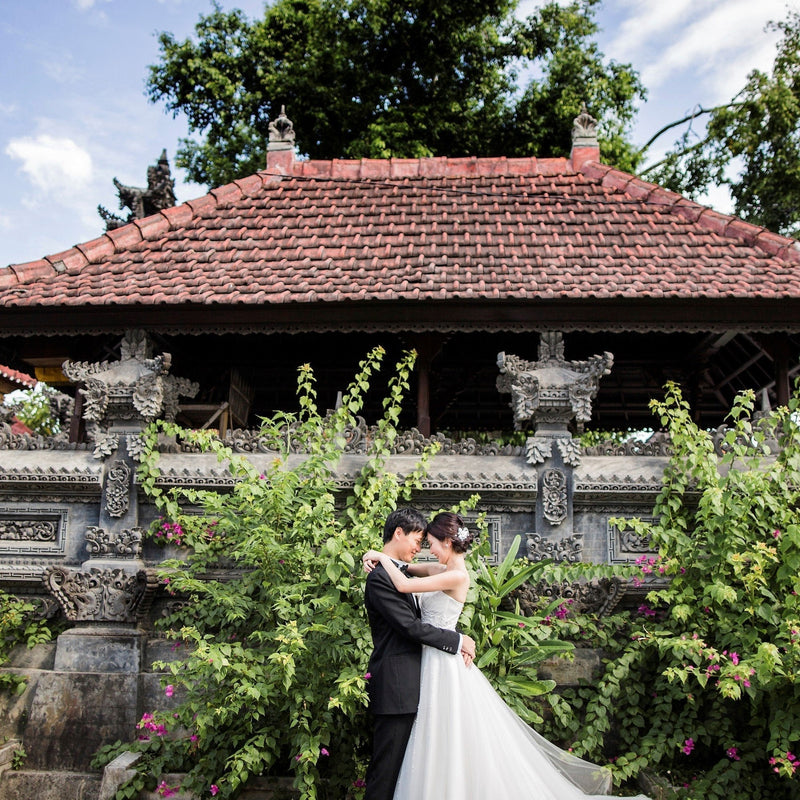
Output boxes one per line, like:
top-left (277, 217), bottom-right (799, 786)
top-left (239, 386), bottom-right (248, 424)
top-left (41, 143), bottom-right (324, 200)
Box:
top-left (362, 507), bottom-right (652, 800)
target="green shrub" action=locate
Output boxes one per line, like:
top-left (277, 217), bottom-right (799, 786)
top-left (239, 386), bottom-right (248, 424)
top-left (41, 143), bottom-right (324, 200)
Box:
top-left (96, 348), bottom-right (570, 799)
top-left (543, 383), bottom-right (800, 799)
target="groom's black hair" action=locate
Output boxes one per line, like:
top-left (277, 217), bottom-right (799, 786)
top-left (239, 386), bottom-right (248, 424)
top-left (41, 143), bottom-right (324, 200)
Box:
top-left (383, 507), bottom-right (427, 543)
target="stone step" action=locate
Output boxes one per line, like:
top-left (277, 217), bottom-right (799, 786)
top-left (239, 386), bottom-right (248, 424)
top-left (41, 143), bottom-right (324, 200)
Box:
top-left (0, 769), bottom-right (101, 800)
top-left (0, 740), bottom-right (21, 773)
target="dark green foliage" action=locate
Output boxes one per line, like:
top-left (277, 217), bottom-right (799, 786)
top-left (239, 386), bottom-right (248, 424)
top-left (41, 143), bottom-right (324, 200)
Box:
top-left (644, 11), bottom-right (800, 237)
top-left (147, 0), bottom-right (644, 186)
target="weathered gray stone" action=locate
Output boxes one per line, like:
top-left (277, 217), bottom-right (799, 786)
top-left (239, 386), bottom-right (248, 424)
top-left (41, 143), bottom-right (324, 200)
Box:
top-left (53, 626), bottom-right (144, 673)
top-left (0, 769), bottom-right (101, 800)
top-left (98, 750), bottom-right (141, 800)
top-left (25, 671), bottom-right (138, 771)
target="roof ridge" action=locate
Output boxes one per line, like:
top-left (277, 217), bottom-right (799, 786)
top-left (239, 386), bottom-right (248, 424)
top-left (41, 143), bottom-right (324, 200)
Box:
top-left (580, 162), bottom-right (800, 262)
top-left (289, 154), bottom-right (572, 180)
top-left (0, 175), bottom-right (271, 286)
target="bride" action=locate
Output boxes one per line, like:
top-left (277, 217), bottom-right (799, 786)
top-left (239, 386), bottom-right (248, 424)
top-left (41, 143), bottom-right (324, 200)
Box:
top-left (362, 512), bottom-right (650, 800)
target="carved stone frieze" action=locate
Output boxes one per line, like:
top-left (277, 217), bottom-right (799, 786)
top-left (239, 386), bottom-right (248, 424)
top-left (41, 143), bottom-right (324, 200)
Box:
top-left (105, 460), bottom-right (132, 518)
top-left (0, 519), bottom-right (57, 541)
top-left (526, 532), bottom-right (583, 562)
top-left (85, 526), bottom-right (144, 559)
top-left (608, 517), bottom-right (658, 563)
top-left (542, 469), bottom-right (568, 525)
top-left (43, 565), bottom-right (159, 623)
top-left (165, 418), bottom-right (526, 458)
top-left (508, 576), bottom-right (626, 617)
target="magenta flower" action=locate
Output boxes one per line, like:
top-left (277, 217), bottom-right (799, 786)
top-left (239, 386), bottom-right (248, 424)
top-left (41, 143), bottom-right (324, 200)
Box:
top-left (637, 604), bottom-right (656, 617)
top-left (730, 652), bottom-right (739, 666)
top-left (320, 747), bottom-right (329, 756)
top-left (727, 747), bottom-right (740, 760)
top-left (210, 786), bottom-right (219, 796)
top-left (353, 779), bottom-right (366, 788)
top-left (364, 672), bottom-right (371, 680)
top-left (682, 738), bottom-right (695, 755)
top-left (165, 684), bottom-right (174, 697)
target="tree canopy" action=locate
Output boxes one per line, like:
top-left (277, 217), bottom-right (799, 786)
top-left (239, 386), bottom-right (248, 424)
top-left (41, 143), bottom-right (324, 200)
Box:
top-left (147, 0), bottom-right (645, 187)
top-left (641, 11), bottom-right (800, 237)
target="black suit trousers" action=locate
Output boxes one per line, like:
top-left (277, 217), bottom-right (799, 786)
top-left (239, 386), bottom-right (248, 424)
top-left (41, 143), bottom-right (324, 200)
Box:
top-left (364, 712), bottom-right (416, 800)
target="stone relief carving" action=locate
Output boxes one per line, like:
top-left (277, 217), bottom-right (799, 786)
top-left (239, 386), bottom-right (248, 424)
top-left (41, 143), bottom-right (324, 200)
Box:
top-left (0, 519), bottom-right (57, 541)
top-left (526, 532), bottom-right (583, 562)
top-left (542, 468), bottom-right (568, 525)
top-left (105, 460), bottom-right (132, 518)
top-left (85, 526), bottom-right (144, 559)
top-left (43, 565), bottom-right (159, 623)
top-left (508, 576), bottom-right (626, 617)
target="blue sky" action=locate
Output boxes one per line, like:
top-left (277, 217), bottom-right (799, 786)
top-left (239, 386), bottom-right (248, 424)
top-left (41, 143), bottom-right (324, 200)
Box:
top-left (0, 0), bottom-right (791, 268)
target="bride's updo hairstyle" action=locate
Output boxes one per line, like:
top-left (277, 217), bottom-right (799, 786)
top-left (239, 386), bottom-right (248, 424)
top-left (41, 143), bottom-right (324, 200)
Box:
top-left (426, 512), bottom-right (475, 554)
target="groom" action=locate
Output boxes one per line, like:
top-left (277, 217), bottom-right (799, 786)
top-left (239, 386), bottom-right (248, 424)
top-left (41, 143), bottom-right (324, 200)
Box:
top-left (363, 507), bottom-right (476, 799)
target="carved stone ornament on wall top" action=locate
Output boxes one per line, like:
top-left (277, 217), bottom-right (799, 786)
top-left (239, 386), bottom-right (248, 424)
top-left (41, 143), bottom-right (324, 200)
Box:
top-left (526, 531), bottom-right (583, 562)
top-left (62, 330), bottom-right (198, 459)
top-left (85, 526), bottom-right (144, 559)
top-left (497, 332), bottom-right (613, 434)
top-left (43, 565), bottom-right (159, 623)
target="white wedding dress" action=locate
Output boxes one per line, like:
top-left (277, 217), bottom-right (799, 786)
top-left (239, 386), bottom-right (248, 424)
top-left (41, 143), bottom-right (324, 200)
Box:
top-left (394, 591), bottom-right (651, 800)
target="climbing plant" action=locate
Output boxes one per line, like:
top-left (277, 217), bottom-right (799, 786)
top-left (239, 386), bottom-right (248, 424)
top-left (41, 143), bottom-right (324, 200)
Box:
top-left (542, 383), bottom-right (800, 799)
top-left (94, 347), bottom-right (571, 799)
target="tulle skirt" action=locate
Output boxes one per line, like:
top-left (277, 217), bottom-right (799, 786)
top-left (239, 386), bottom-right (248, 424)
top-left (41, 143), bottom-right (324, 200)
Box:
top-left (393, 645), bottom-right (650, 800)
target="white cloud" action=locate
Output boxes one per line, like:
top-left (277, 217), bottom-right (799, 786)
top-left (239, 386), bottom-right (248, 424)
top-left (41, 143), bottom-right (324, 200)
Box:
top-left (5, 134), bottom-right (93, 194)
top-left (608, 0), bottom-right (786, 100)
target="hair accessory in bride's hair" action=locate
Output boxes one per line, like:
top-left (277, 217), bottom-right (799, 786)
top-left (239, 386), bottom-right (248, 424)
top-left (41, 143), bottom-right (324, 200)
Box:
top-left (456, 526), bottom-right (470, 543)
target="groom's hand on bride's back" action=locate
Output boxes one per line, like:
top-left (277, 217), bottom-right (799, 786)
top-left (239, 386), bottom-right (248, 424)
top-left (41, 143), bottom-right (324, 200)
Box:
top-left (461, 634), bottom-right (476, 668)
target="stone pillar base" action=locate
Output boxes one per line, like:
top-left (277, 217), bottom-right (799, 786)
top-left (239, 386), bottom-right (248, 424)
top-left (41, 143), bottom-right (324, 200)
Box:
top-left (53, 626), bottom-right (144, 673)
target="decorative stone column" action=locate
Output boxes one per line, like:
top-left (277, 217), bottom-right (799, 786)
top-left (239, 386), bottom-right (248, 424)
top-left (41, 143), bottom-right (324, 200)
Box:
top-left (43, 330), bottom-right (198, 671)
top-left (497, 332), bottom-right (613, 562)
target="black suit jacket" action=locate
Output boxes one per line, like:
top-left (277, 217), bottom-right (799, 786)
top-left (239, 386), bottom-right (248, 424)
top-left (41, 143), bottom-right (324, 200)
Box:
top-left (364, 563), bottom-right (460, 715)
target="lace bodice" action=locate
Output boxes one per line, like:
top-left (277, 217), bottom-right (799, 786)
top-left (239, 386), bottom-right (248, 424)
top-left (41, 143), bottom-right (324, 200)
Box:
top-left (418, 591), bottom-right (463, 629)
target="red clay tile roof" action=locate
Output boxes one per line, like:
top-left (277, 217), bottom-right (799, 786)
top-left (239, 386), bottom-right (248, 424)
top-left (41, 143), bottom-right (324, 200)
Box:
top-left (2, 155), bottom-right (799, 309)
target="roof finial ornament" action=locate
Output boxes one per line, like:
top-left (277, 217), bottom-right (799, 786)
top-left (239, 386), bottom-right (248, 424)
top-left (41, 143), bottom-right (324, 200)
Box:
top-left (572, 103), bottom-right (598, 148)
top-left (268, 105), bottom-right (295, 151)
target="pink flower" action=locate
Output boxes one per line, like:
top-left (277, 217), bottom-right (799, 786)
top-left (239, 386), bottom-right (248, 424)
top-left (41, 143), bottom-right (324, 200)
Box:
top-left (774, 529), bottom-right (781, 539)
top-left (364, 672), bottom-right (372, 680)
top-left (165, 684), bottom-right (174, 697)
top-left (637, 604), bottom-right (656, 617)
top-left (353, 779), bottom-right (366, 788)
top-left (320, 747), bottom-right (329, 756)
top-left (210, 786), bottom-right (219, 796)
top-left (730, 652), bottom-right (739, 666)
top-left (682, 738), bottom-right (695, 755)
top-left (727, 747), bottom-right (740, 760)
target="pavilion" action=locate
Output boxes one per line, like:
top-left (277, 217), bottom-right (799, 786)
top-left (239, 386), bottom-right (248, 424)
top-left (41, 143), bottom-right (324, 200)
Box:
top-left (1, 108), bottom-right (798, 438)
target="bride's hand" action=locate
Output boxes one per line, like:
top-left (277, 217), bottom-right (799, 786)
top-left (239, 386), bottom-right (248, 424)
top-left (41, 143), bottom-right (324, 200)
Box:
top-left (362, 549), bottom-right (382, 573)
